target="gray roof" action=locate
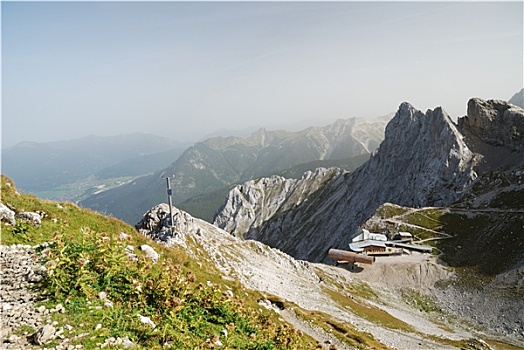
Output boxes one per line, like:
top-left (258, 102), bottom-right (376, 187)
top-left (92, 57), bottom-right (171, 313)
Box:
top-left (349, 240), bottom-right (387, 252)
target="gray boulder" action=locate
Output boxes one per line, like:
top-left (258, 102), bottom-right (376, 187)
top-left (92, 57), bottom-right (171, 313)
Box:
top-left (139, 244), bottom-right (159, 263)
top-left (459, 98), bottom-right (524, 152)
top-left (0, 203), bottom-right (16, 225)
top-left (18, 211), bottom-right (42, 226)
top-left (32, 324), bottom-right (55, 345)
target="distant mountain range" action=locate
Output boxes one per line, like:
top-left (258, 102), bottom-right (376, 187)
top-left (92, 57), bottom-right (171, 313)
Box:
top-left (79, 116), bottom-right (390, 223)
top-left (1, 133), bottom-right (187, 201)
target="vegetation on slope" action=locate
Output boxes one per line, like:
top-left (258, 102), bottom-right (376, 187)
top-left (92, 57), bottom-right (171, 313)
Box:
top-left (272, 154), bottom-right (370, 180)
top-left (1, 175), bottom-right (317, 349)
top-left (362, 167), bottom-right (524, 280)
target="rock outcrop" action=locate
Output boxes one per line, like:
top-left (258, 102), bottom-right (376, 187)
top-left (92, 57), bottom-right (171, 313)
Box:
top-left (0, 204), bottom-right (16, 226)
top-left (459, 98), bottom-right (524, 152)
top-left (214, 99), bottom-right (524, 262)
top-left (213, 168), bottom-right (342, 238)
top-left (457, 98), bottom-right (524, 172)
top-left (135, 203), bottom-right (203, 241)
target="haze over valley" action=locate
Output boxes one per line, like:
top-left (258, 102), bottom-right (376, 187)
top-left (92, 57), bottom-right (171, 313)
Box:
top-left (2, 94), bottom-right (523, 350)
top-left (1, 2), bottom-right (523, 349)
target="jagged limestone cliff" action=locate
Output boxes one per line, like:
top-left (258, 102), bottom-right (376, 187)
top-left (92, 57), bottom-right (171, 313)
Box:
top-left (213, 167), bottom-right (342, 238)
top-left (458, 98), bottom-right (524, 171)
top-left (214, 99), bottom-right (523, 262)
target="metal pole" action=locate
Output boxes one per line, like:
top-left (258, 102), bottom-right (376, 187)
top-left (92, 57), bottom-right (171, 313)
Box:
top-left (165, 176), bottom-right (174, 232)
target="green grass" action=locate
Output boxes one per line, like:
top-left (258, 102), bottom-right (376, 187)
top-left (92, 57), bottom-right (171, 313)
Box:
top-left (402, 210), bottom-right (444, 231)
top-left (1, 176), bottom-right (138, 246)
top-left (364, 205), bottom-right (446, 242)
top-left (437, 210), bottom-right (524, 279)
top-left (323, 287), bottom-right (415, 333)
top-left (292, 308), bottom-right (390, 350)
top-left (1, 175), bottom-right (318, 349)
top-left (400, 289), bottom-right (440, 313)
top-left (373, 203), bottom-right (410, 219)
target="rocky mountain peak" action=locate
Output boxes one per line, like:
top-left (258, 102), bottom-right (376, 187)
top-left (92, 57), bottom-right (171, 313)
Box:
top-left (248, 127), bottom-right (272, 147)
top-left (387, 102), bottom-right (453, 135)
top-left (368, 102), bottom-right (478, 208)
top-left (215, 99), bottom-right (515, 262)
top-left (459, 98), bottom-right (524, 152)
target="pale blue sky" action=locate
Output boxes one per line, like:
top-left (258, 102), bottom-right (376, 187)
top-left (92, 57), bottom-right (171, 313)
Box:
top-left (2, 1), bottom-right (523, 147)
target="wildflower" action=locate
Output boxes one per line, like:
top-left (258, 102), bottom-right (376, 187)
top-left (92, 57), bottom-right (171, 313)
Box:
top-left (137, 314), bottom-right (156, 328)
top-left (78, 258), bottom-right (90, 267)
top-left (132, 279), bottom-right (142, 292)
top-left (45, 260), bottom-right (57, 269)
top-left (211, 334), bottom-right (222, 347)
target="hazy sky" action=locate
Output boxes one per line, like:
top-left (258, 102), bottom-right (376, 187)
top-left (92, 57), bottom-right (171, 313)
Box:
top-left (2, 1), bottom-right (523, 147)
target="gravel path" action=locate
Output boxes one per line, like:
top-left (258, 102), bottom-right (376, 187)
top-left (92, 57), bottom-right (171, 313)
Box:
top-left (0, 245), bottom-right (82, 350)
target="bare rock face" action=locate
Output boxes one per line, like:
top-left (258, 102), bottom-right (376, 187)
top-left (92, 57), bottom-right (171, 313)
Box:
top-left (213, 168), bottom-right (341, 238)
top-left (360, 102), bottom-right (479, 207)
top-left (459, 98), bottom-right (524, 152)
top-left (214, 99), bottom-right (522, 262)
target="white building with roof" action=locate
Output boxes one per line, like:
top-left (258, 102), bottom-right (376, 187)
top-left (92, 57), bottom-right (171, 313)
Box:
top-left (352, 229), bottom-right (387, 243)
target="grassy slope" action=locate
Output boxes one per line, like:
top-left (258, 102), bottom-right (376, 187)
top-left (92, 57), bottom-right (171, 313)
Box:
top-left (1, 175), bottom-right (318, 349)
top-left (7, 172), bottom-right (517, 349)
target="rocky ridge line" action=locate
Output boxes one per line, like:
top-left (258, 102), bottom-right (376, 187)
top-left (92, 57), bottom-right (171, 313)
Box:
top-left (80, 115), bottom-right (388, 224)
top-left (214, 101), bottom-right (486, 262)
